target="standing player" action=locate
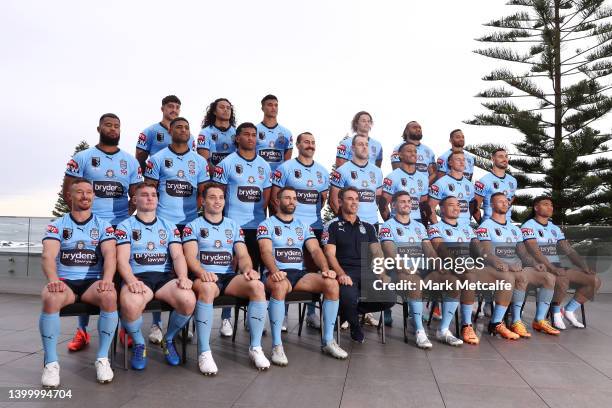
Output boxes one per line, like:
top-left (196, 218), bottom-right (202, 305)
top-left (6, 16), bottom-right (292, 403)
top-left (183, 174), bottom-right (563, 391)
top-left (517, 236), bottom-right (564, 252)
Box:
top-left (258, 187), bottom-right (348, 365)
top-left (473, 148), bottom-right (518, 223)
top-left (182, 184), bottom-right (270, 373)
top-left (335, 111), bottom-right (383, 168)
top-left (116, 183), bottom-right (196, 368)
top-left (40, 178), bottom-right (118, 387)
top-left (196, 98), bottom-right (237, 168)
top-left (436, 129), bottom-right (476, 181)
top-left (521, 196), bottom-right (600, 329)
top-left (390, 121), bottom-right (436, 185)
top-left (428, 152), bottom-right (475, 225)
top-left (256, 95), bottom-right (293, 173)
top-left (63, 113), bottom-right (142, 352)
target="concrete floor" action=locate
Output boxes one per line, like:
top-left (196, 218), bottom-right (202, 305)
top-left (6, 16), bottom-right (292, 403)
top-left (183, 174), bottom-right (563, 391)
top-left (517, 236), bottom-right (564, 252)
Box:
top-left (1, 293), bottom-right (612, 408)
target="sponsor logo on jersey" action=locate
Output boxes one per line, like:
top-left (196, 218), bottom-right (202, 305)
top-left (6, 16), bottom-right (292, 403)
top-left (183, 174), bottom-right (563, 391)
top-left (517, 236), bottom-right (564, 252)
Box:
top-left (474, 181), bottom-right (485, 193)
top-left (494, 246), bottom-right (517, 259)
top-left (182, 226), bottom-right (193, 237)
top-left (166, 180), bottom-right (193, 197)
top-left (357, 189), bottom-right (375, 202)
top-left (105, 169), bottom-right (115, 178)
top-left (428, 227), bottom-right (440, 236)
top-left (105, 226), bottom-right (114, 236)
top-left (173, 228), bottom-right (181, 238)
top-left (197, 135), bottom-right (205, 145)
top-left (200, 251), bottom-right (232, 266)
top-left (156, 132), bottom-right (164, 142)
top-left (259, 149), bottom-right (282, 162)
top-left (330, 170), bottom-right (341, 183)
top-left (134, 251), bottom-right (167, 265)
top-left (237, 186), bottom-right (262, 202)
top-left (257, 225), bottom-right (268, 237)
top-left (336, 144), bottom-right (347, 156)
top-left (430, 184), bottom-right (440, 193)
top-left (272, 170), bottom-right (282, 183)
top-left (138, 133), bottom-right (147, 146)
top-left (379, 227), bottom-right (392, 239)
top-left (214, 240), bottom-right (222, 248)
top-left (67, 159), bottom-right (79, 173)
top-left (296, 189), bottom-right (318, 204)
top-left (60, 248), bottom-right (98, 266)
top-left (383, 177), bottom-right (392, 187)
top-left (47, 225), bottom-right (59, 234)
top-left (275, 248), bottom-right (302, 263)
top-left (115, 228), bottom-right (127, 240)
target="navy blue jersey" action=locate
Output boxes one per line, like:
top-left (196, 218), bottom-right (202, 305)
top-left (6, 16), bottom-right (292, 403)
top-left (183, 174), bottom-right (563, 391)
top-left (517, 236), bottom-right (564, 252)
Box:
top-left (476, 219), bottom-right (523, 263)
top-left (427, 220), bottom-right (476, 259)
top-left (271, 158), bottom-right (329, 229)
top-left (115, 216), bottom-right (181, 274)
top-left (257, 216), bottom-right (315, 272)
top-left (390, 142), bottom-right (435, 174)
top-left (196, 125), bottom-right (236, 166)
top-left (521, 218), bottom-right (565, 264)
top-left (182, 216), bottom-right (244, 275)
top-left (255, 123), bottom-right (293, 172)
top-left (382, 168), bottom-right (428, 221)
top-left (43, 214), bottom-right (115, 281)
top-left (330, 161), bottom-right (383, 225)
top-left (145, 146), bottom-right (209, 225)
top-left (137, 122), bottom-right (195, 156)
top-left (379, 217), bottom-right (428, 269)
top-left (436, 149), bottom-right (476, 180)
top-left (336, 136), bottom-right (383, 164)
top-left (474, 172), bottom-right (518, 220)
top-left (66, 147), bottom-right (143, 225)
top-left (213, 152), bottom-right (272, 229)
top-left (429, 174), bottom-right (475, 224)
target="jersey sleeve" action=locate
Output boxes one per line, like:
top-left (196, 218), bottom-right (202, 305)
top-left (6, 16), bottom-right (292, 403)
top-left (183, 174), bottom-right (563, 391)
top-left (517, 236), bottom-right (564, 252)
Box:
top-left (271, 163), bottom-right (289, 188)
top-left (144, 155), bottom-right (160, 181)
top-left (304, 224), bottom-right (316, 241)
top-left (553, 225), bottom-right (566, 241)
top-left (329, 168), bottom-right (345, 189)
top-left (65, 151), bottom-right (85, 177)
top-left (512, 226), bottom-right (524, 242)
top-left (428, 180), bottom-right (444, 200)
top-left (256, 220), bottom-right (272, 240)
top-left (382, 175), bottom-right (395, 196)
top-left (427, 225), bottom-right (442, 240)
top-left (168, 222), bottom-right (181, 245)
top-left (99, 219), bottom-right (116, 243)
top-left (475, 226), bottom-right (491, 241)
top-left (335, 139), bottom-right (351, 160)
top-left (520, 223), bottom-right (536, 241)
top-left (286, 130), bottom-right (294, 150)
top-left (181, 220), bottom-right (197, 243)
top-left (43, 220), bottom-right (62, 242)
top-left (129, 155), bottom-right (143, 185)
top-left (234, 221), bottom-right (245, 244)
top-left (426, 147), bottom-right (436, 166)
top-left (467, 226), bottom-right (477, 240)
top-left (415, 223), bottom-right (430, 241)
top-left (115, 221), bottom-right (131, 246)
top-left (378, 223), bottom-right (393, 242)
top-left (437, 155), bottom-right (448, 173)
top-left (197, 129), bottom-right (210, 151)
top-left (197, 156), bottom-right (210, 184)
top-left (136, 129), bottom-right (152, 152)
top-left (366, 223), bottom-right (378, 243)
top-left (377, 143), bottom-right (383, 162)
top-left (263, 163), bottom-right (272, 189)
top-left (212, 158), bottom-right (229, 185)
top-left (390, 146), bottom-right (400, 164)
top-left (474, 177), bottom-right (488, 197)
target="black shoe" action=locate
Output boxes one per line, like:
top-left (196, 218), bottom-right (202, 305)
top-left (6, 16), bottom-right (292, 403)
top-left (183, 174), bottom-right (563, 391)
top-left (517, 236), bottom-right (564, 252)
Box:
top-left (350, 325), bottom-right (365, 343)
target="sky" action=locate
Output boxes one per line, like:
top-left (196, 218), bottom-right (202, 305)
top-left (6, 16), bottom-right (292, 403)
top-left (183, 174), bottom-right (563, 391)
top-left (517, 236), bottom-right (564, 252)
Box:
top-left (1, 0), bottom-right (610, 217)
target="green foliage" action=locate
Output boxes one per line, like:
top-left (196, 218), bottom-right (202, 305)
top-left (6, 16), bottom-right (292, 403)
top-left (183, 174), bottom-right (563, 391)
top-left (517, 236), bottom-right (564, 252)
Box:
top-left (52, 141), bottom-right (89, 218)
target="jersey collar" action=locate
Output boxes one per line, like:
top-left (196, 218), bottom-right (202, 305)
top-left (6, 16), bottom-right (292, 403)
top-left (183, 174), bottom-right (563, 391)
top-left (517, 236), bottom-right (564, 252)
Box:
top-left (273, 215), bottom-right (294, 224)
top-left (158, 122), bottom-right (169, 131)
top-left (393, 216), bottom-right (411, 226)
top-left (168, 145), bottom-right (190, 156)
top-left (489, 218), bottom-right (508, 226)
top-left (135, 215), bottom-right (157, 226)
top-left (69, 213), bottom-right (93, 226)
top-left (212, 124), bottom-right (231, 132)
top-left (399, 166), bottom-right (417, 176)
top-left (95, 145), bottom-right (120, 156)
top-left (441, 218), bottom-right (458, 228)
top-left (448, 173), bottom-right (464, 182)
top-left (532, 217), bottom-right (550, 227)
top-left (203, 215), bottom-right (224, 226)
top-left (490, 170), bottom-right (507, 180)
top-left (260, 122), bottom-right (278, 130)
top-left (295, 157), bottom-right (314, 168)
top-left (237, 151), bottom-right (257, 162)
top-left (338, 214), bottom-right (361, 225)
top-left (349, 160), bottom-right (369, 169)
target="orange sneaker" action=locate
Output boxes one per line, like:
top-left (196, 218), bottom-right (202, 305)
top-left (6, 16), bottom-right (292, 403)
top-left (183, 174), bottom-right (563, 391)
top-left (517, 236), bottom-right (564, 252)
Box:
top-left (488, 322), bottom-right (520, 340)
top-left (67, 328), bottom-right (90, 352)
top-left (532, 320), bottom-right (560, 336)
top-left (461, 325), bottom-right (480, 345)
top-left (119, 327), bottom-right (133, 348)
top-left (510, 320), bottom-right (532, 338)
top-left (432, 305), bottom-right (442, 320)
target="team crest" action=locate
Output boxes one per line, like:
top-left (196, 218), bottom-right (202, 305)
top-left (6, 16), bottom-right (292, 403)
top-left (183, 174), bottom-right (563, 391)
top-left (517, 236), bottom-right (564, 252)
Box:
top-left (295, 227), bottom-right (303, 239)
top-left (120, 160), bottom-right (127, 170)
top-left (214, 240), bottom-right (222, 248)
top-left (225, 229), bottom-right (233, 239)
top-left (156, 132), bottom-right (164, 142)
top-left (132, 229), bottom-right (142, 241)
top-left (76, 241), bottom-right (85, 249)
top-left (258, 132), bottom-right (265, 140)
top-left (106, 169), bottom-right (114, 178)
top-left (359, 224), bottom-right (366, 234)
top-left (316, 171), bottom-right (323, 182)
top-left (351, 171), bottom-right (358, 180)
top-left (294, 169), bottom-right (302, 179)
top-left (396, 228), bottom-right (403, 236)
top-left (462, 228), bottom-right (470, 237)
top-left (465, 184), bottom-right (470, 193)
top-left (274, 226), bottom-right (282, 236)
top-left (552, 230), bottom-right (558, 237)
top-left (511, 229), bottom-right (518, 237)
top-left (493, 181), bottom-right (499, 189)
top-left (509, 182), bottom-right (514, 189)
top-left (188, 160), bottom-right (195, 170)
top-left (211, 133), bottom-right (218, 141)
top-left (91, 157), bottom-right (100, 167)
top-left (258, 167), bottom-right (264, 176)
top-left (287, 238), bottom-right (294, 246)
top-left (538, 230), bottom-right (544, 237)
top-left (235, 164), bottom-right (243, 174)
top-left (90, 228), bottom-right (99, 241)
top-left (495, 228), bottom-right (502, 236)
top-left (63, 228), bottom-right (73, 240)
top-left (146, 242), bottom-right (155, 251)
top-left (177, 170), bottom-right (185, 178)
top-left (159, 229), bottom-right (167, 240)
top-left (445, 229), bottom-right (452, 236)
top-left (415, 228), bottom-right (423, 239)
top-left (369, 172), bottom-right (376, 183)
top-left (165, 158), bottom-right (173, 168)
top-left (448, 183), bottom-right (455, 192)
top-left (278, 135), bottom-right (286, 145)
top-left (222, 143), bottom-right (229, 150)
top-left (307, 180), bottom-right (314, 187)
top-left (417, 179), bottom-right (424, 190)
top-left (401, 178), bottom-right (407, 187)
top-left (200, 228), bottom-right (209, 238)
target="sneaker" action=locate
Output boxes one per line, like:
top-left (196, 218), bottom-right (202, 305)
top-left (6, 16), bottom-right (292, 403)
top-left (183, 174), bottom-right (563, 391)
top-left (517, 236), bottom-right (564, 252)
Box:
top-left (306, 313), bottom-right (321, 329)
top-left (95, 358), bottom-right (114, 384)
top-left (340, 320), bottom-right (349, 330)
top-left (363, 313), bottom-right (379, 327)
top-left (271, 344), bottom-right (288, 366)
top-left (510, 320), bottom-right (532, 338)
top-left (249, 346), bottom-right (270, 370)
top-left (219, 319), bottom-right (233, 337)
top-left (130, 344), bottom-right (147, 370)
top-left (161, 338), bottom-right (180, 366)
top-left (488, 322), bottom-right (520, 340)
top-left (563, 310), bottom-right (585, 328)
top-left (281, 316), bottom-right (288, 333)
top-left (198, 351), bottom-right (218, 375)
top-left (350, 325), bottom-right (365, 343)
top-left (432, 305), bottom-right (442, 321)
top-left (552, 312), bottom-right (567, 330)
top-left (415, 330), bottom-right (433, 349)
top-left (321, 340), bottom-right (348, 359)
top-left (436, 329), bottom-right (463, 347)
top-left (461, 324), bottom-right (480, 345)
top-left (119, 327), bottom-right (133, 348)
top-left (41, 362), bottom-right (60, 388)
top-left (67, 328), bottom-right (90, 352)
top-left (532, 319), bottom-right (561, 336)
top-left (148, 324), bottom-right (163, 344)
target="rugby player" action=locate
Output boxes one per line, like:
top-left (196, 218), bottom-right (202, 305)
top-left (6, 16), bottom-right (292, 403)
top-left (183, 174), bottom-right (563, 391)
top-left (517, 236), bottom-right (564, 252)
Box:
top-left (335, 111), bottom-right (383, 168)
top-left (390, 121), bottom-right (436, 185)
top-left (436, 129), bottom-right (476, 181)
top-left (256, 94), bottom-right (293, 172)
top-left (473, 148), bottom-right (517, 223)
top-left (196, 98), bottom-right (237, 168)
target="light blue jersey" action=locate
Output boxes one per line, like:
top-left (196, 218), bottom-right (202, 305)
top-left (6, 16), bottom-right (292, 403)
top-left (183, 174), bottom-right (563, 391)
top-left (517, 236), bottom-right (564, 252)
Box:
top-left (390, 142), bottom-right (435, 174)
top-left (271, 158), bottom-right (329, 229)
top-left (256, 123), bottom-right (293, 171)
top-left (379, 218), bottom-right (428, 269)
top-left (427, 219), bottom-right (476, 259)
top-left (213, 152), bottom-right (272, 229)
top-left (66, 147), bottom-right (143, 225)
top-left (382, 168), bottom-right (428, 221)
top-left (521, 218), bottom-right (565, 264)
top-left (436, 149), bottom-right (476, 180)
top-left (137, 122), bottom-right (195, 156)
top-left (330, 161), bottom-right (383, 225)
top-left (182, 216), bottom-right (244, 274)
top-left (145, 146), bottom-right (209, 226)
top-left (476, 218), bottom-right (523, 263)
top-left (429, 174), bottom-right (475, 224)
top-left (336, 136), bottom-right (383, 164)
top-left (196, 125), bottom-right (236, 167)
top-left (257, 216), bottom-right (315, 272)
top-left (474, 172), bottom-right (518, 220)
top-left (115, 215), bottom-right (180, 274)
top-left (43, 214), bottom-right (115, 281)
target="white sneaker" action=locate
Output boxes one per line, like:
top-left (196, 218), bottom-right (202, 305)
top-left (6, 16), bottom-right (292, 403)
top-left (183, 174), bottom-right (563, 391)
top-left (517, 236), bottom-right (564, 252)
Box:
top-left (41, 361), bottom-right (60, 388)
top-left (415, 330), bottom-right (433, 349)
top-left (148, 324), bottom-right (163, 344)
top-left (306, 313), bottom-right (321, 329)
top-left (363, 313), bottom-right (379, 327)
top-left (436, 329), bottom-right (463, 347)
top-left (219, 319), bottom-right (233, 337)
top-left (563, 310), bottom-right (585, 328)
top-left (198, 351), bottom-right (218, 375)
top-left (321, 340), bottom-right (348, 359)
top-left (281, 316), bottom-right (288, 333)
top-left (552, 312), bottom-right (566, 330)
top-left (95, 358), bottom-right (114, 384)
top-left (340, 321), bottom-right (349, 330)
top-left (271, 344), bottom-right (288, 366)
top-left (249, 346), bottom-right (270, 370)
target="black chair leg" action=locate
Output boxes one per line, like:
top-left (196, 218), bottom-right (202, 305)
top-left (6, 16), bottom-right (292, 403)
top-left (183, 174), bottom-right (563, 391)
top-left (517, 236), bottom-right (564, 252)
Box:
top-left (181, 326), bottom-right (187, 365)
top-left (581, 303), bottom-right (587, 327)
top-left (454, 309), bottom-right (460, 337)
top-left (402, 301), bottom-right (409, 343)
top-left (319, 300), bottom-right (323, 345)
top-left (123, 330), bottom-right (129, 370)
top-left (232, 305), bottom-right (240, 343)
top-left (427, 301), bottom-right (436, 328)
top-left (379, 310), bottom-right (386, 344)
top-left (298, 303), bottom-right (306, 336)
top-left (475, 299), bottom-right (483, 320)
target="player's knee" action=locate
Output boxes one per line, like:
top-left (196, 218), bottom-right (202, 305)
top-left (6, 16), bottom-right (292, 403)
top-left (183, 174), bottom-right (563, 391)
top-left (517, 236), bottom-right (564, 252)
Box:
top-left (514, 273), bottom-right (528, 289)
top-left (249, 280), bottom-right (265, 296)
top-left (555, 275), bottom-right (569, 291)
top-left (41, 291), bottom-right (63, 311)
top-left (593, 275), bottom-right (601, 291)
top-left (177, 292), bottom-right (196, 314)
top-left (323, 278), bottom-right (339, 297)
top-left (542, 272), bottom-right (555, 289)
top-left (99, 290), bottom-right (117, 311)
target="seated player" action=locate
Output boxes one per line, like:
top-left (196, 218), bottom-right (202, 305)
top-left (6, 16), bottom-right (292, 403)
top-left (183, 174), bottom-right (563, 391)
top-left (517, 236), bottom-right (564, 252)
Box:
top-left (39, 178), bottom-right (118, 387)
top-left (521, 196), bottom-right (600, 329)
top-left (477, 193), bottom-right (559, 337)
top-left (116, 182), bottom-right (196, 369)
top-left (259, 187), bottom-right (348, 366)
top-left (182, 183), bottom-right (270, 374)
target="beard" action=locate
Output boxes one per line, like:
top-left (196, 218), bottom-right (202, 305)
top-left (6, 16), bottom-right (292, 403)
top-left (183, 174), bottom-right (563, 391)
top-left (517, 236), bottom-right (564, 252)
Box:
top-left (408, 132), bottom-right (422, 141)
top-left (99, 131), bottom-right (120, 146)
top-left (280, 204), bottom-right (295, 215)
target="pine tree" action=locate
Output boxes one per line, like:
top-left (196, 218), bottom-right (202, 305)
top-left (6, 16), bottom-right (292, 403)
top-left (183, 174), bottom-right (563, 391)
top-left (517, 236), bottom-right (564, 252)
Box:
top-left (466, 0), bottom-right (612, 225)
top-left (52, 140), bottom-right (89, 217)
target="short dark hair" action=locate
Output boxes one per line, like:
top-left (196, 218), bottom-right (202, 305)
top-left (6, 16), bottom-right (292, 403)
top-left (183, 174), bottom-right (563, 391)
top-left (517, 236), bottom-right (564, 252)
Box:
top-left (339, 186), bottom-right (359, 200)
top-left (398, 142), bottom-right (416, 153)
top-left (490, 192), bottom-right (507, 201)
top-left (277, 186), bottom-right (296, 199)
top-left (236, 122), bottom-right (257, 135)
top-left (296, 132), bottom-right (312, 144)
top-left (351, 111), bottom-right (372, 133)
top-left (492, 147), bottom-right (506, 156)
top-left (134, 181), bottom-right (157, 195)
top-left (351, 133), bottom-right (368, 146)
top-left (99, 113), bottom-right (120, 124)
top-left (170, 117), bottom-right (189, 127)
top-left (447, 151), bottom-right (464, 164)
top-left (261, 94), bottom-right (278, 105)
top-left (392, 191), bottom-right (411, 203)
top-left (533, 195), bottom-right (552, 207)
top-left (202, 183), bottom-right (225, 199)
top-left (71, 177), bottom-right (92, 187)
top-left (162, 95), bottom-right (181, 106)
top-left (450, 129), bottom-right (462, 138)
top-left (439, 196), bottom-right (458, 207)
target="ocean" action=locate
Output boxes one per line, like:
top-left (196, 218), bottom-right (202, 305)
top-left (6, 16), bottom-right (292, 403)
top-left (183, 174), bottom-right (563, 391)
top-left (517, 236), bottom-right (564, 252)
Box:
top-left (0, 217), bottom-right (53, 253)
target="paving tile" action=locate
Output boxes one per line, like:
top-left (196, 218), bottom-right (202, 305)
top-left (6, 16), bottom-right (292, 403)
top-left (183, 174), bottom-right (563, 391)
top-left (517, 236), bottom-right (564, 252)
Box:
top-left (510, 360), bottom-right (612, 390)
top-left (438, 383), bottom-right (548, 408)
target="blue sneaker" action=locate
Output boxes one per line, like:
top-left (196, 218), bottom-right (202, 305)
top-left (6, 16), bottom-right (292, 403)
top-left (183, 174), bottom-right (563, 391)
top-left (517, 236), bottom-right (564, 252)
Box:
top-left (161, 338), bottom-right (180, 366)
top-left (130, 344), bottom-right (147, 370)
